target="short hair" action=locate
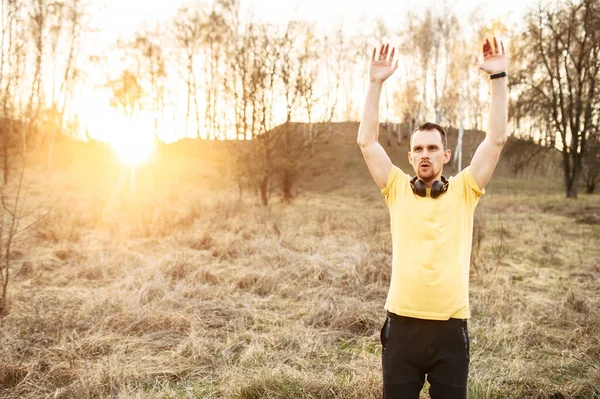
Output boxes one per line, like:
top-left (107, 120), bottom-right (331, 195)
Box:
top-left (410, 122), bottom-right (447, 150)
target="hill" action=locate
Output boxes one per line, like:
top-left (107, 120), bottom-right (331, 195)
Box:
top-left (41, 121), bottom-right (562, 197)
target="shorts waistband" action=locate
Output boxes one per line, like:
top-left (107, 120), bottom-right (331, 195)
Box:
top-left (387, 310), bottom-right (466, 324)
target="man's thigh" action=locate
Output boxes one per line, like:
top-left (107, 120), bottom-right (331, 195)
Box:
top-left (383, 382), bottom-right (424, 399)
top-left (380, 314), bottom-right (427, 399)
top-left (427, 318), bottom-right (470, 399)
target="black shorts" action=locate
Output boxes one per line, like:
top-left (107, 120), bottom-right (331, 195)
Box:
top-left (380, 311), bottom-right (470, 399)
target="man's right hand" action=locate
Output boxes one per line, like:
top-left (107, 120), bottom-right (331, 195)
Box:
top-left (370, 43), bottom-right (399, 83)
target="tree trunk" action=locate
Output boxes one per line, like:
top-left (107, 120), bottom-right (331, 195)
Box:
top-left (565, 157), bottom-right (580, 198)
top-left (260, 176), bottom-right (269, 206)
top-left (3, 137), bottom-right (9, 183)
top-left (455, 90), bottom-right (465, 171)
top-left (282, 169), bottom-right (293, 203)
top-left (186, 65), bottom-right (192, 138)
top-left (194, 75), bottom-right (200, 139)
top-left (586, 181), bottom-right (596, 194)
top-left (433, 43), bottom-right (441, 124)
top-left (0, 293), bottom-right (6, 319)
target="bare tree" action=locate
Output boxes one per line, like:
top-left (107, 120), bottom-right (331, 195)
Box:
top-left (277, 21), bottom-right (303, 202)
top-left (200, 1), bottom-right (235, 140)
top-left (171, 5), bottom-right (207, 138)
top-left (252, 24), bottom-right (280, 205)
top-left (1, 0), bottom-right (50, 182)
top-left (226, 22), bottom-right (280, 205)
top-left (227, 20), bottom-right (255, 141)
top-left (512, 0), bottom-right (600, 198)
top-left (277, 20), bottom-right (322, 201)
top-left (449, 16), bottom-right (484, 171)
top-left (582, 132), bottom-right (600, 193)
top-left (0, 0), bottom-right (25, 183)
top-left (0, 0), bottom-right (50, 319)
top-left (321, 24), bottom-right (345, 144)
top-left (46, 0), bottom-right (85, 168)
top-left (341, 33), bottom-right (368, 122)
top-left (397, 21), bottom-right (426, 142)
top-left (107, 69), bottom-right (144, 119)
top-left (129, 28), bottom-right (168, 143)
top-left (296, 29), bottom-right (319, 148)
top-left (28, 0), bottom-right (47, 131)
top-left (394, 78), bottom-right (421, 143)
top-left (410, 8), bottom-right (434, 122)
top-left (226, 19), bottom-right (325, 205)
top-left (0, 120), bottom-right (36, 320)
top-left (434, 8), bottom-right (460, 128)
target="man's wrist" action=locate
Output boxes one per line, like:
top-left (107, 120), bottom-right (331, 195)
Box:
top-left (368, 79), bottom-right (385, 89)
top-left (490, 72), bottom-right (507, 80)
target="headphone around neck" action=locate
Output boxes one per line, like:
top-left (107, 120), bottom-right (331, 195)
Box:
top-left (410, 176), bottom-right (449, 199)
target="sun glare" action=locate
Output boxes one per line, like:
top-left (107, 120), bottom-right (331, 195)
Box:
top-left (102, 112), bottom-right (154, 165)
top-left (106, 117), bottom-right (155, 165)
top-left (111, 134), bottom-right (154, 165)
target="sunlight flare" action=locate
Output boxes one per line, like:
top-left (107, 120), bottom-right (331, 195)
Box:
top-left (108, 117), bottom-right (155, 165)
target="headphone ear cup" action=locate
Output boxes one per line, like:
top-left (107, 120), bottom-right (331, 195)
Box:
top-left (430, 180), bottom-right (442, 199)
top-left (410, 177), bottom-right (426, 197)
top-left (430, 176), bottom-right (449, 199)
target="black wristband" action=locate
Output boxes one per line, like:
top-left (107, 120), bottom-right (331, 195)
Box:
top-left (490, 72), bottom-right (507, 80)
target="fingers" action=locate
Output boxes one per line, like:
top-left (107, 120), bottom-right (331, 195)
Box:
top-left (483, 36), bottom-right (506, 57)
top-left (371, 43), bottom-right (396, 62)
top-left (483, 38), bottom-right (492, 57)
top-left (382, 43), bottom-right (390, 60)
top-left (373, 43), bottom-right (396, 63)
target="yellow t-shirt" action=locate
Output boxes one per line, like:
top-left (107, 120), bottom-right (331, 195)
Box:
top-left (381, 165), bottom-right (484, 320)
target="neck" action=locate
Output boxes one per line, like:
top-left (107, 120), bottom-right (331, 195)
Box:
top-left (421, 173), bottom-right (443, 188)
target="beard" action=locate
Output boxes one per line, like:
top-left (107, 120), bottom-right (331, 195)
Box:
top-left (417, 163), bottom-right (439, 181)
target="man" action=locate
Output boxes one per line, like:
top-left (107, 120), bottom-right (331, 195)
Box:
top-left (357, 37), bottom-right (508, 398)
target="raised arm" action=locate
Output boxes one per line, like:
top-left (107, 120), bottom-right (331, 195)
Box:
top-left (357, 44), bottom-right (399, 189)
top-left (470, 37), bottom-right (508, 189)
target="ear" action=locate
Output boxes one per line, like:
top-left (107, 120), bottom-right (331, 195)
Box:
top-left (408, 151), bottom-right (413, 165)
top-left (443, 149), bottom-right (451, 164)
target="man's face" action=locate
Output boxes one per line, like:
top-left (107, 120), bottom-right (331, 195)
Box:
top-left (408, 129), bottom-right (451, 182)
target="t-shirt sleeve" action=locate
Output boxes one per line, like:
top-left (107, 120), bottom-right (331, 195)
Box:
top-left (381, 166), bottom-right (409, 207)
top-left (454, 166), bottom-right (485, 208)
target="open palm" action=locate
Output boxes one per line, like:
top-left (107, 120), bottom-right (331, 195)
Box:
top-left (475, 37), bottom-right (508, 75)
top-left (370, 43), bottom-right (399, 82)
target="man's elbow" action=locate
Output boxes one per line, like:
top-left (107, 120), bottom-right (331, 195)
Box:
top-left (357, 139), bottom-right (376, 149)
top-left (489, 131), bottom-right (508, 147)
top-left (497, 134), bottom-right (508, 147)
top-left (495, 138), bottom-right (508, 148)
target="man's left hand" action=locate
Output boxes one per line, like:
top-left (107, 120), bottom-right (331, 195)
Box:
top-left (474, 36), bottom-right (507, 75)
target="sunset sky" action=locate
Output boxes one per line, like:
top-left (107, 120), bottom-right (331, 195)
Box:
top-left (91, 0), bottom-right (538, 40)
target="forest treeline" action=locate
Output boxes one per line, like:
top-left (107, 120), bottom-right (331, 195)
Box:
top-left (0, 0), bottom-right (598, 198)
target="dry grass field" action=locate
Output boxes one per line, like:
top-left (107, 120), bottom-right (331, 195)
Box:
top-left (1, 123), bottom-right (599, 398)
